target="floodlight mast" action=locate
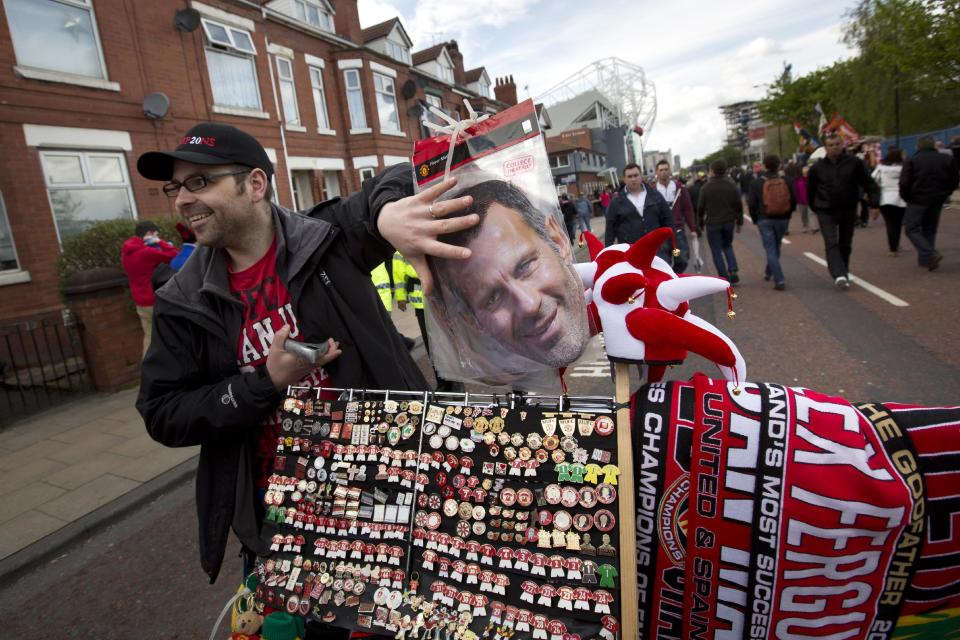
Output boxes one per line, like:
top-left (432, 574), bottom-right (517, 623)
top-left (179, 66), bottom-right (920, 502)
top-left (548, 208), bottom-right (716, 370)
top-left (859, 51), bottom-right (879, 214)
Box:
top-left (534, 57), bottom-right (657, 170)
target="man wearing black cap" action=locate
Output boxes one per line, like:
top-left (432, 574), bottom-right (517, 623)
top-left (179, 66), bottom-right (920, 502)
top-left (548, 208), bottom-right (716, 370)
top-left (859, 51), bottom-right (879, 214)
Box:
top-left (135, 122), bottom-right (477, 584)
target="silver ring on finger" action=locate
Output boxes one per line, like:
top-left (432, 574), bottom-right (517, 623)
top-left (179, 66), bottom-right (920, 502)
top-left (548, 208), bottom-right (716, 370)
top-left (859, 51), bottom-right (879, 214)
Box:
top-left (429, 203), bottom-right (437, 219)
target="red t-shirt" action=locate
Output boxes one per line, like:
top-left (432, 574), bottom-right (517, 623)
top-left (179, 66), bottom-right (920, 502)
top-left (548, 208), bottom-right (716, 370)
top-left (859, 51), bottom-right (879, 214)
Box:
top-left (228, 240), bottom-right (333, 488)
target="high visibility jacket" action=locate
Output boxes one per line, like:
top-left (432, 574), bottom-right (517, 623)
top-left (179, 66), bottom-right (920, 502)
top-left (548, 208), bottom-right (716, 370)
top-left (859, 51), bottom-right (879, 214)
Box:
top-left (371, 262), bottom-right (392, 310)
top-left (392, 252), bottom-right (423, 309)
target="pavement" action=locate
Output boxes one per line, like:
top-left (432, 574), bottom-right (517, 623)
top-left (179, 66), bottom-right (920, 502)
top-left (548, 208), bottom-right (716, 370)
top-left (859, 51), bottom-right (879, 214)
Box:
top-left (0, 302), bottom-right (426, 583)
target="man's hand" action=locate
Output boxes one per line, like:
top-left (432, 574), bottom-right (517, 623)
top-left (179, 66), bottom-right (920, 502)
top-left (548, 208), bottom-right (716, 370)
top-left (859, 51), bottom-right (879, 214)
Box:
top-left (870, 207), bottom-right (880, 220)
top-left (266, 325), bottom-right (341, 391)
top-left (397, 301), bottom-right (407, 312)
top-left (377, 177), bottom-right (478, 295)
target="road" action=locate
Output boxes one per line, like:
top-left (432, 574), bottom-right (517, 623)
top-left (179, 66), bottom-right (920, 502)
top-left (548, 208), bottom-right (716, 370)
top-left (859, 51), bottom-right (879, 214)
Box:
top-left (0, 197), bottom-right (956, 638)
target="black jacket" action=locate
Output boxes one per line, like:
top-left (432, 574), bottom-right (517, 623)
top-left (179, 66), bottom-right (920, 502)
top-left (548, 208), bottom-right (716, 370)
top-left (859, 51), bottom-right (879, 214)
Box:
top-left (697, 176), bottom-right (743, 228)
top-left (136, 163), bottom-right (427, 583)
top-left (899, 147), bottom-right (960, 206)
top-left (807, 152), bottom-right (878, 213)
top-left (747, 172), bottom-right (797, 222)
top-left (604, 186), bottom-right (673, 249)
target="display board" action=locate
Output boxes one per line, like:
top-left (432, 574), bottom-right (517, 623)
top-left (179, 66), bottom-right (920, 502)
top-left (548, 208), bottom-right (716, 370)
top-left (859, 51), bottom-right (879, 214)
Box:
top-left (253, 389), bottom-right (631, 640)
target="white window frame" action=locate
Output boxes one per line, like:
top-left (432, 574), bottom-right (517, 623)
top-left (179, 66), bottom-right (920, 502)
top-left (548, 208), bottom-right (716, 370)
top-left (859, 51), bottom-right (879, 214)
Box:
top-left (438, 61), bottom-right (454, 84)
top-left (551, 154), bottom-right (569, 169)
top-left (358, 167), bottom-right (376, 182)
top-left (308, 65), bottom-right (333, 134)
top-left (373, 71), bottom-right (401, 134)
top-left (201, 17), bottom-right (263, 113)
top-left (5, 0), bottom-right (119, 91)
top-left (0, 190), bottom-right (27, 284)
top-left (343, 68), bottom-right (369, 133)
top-left (386, 40), bottom-right (410, 65)
top-left (38, 149), bottom-right (138, 247)
top-left (275, 56), bottom-right (301, 127)
top-left (293, 0), bottom-right (333, 32)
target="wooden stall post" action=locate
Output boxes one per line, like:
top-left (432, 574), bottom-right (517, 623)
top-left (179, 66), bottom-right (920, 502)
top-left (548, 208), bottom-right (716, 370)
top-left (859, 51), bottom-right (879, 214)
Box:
top-left (613, 362), bottom-right (638, 640)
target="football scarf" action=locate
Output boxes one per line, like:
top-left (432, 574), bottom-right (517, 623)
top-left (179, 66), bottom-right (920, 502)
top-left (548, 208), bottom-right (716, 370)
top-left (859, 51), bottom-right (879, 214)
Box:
top-left (632, 375), bottom-right (959, 639)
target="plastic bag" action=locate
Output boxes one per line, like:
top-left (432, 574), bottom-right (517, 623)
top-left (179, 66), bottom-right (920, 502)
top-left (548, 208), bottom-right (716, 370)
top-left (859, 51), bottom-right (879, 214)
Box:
top-left (412, 100), bottom-right (598, 391)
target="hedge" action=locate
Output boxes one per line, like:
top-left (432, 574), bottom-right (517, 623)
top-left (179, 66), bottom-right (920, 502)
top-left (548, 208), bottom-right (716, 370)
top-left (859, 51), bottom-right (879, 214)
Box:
top-left (56, 218), bottom-right (181, 288)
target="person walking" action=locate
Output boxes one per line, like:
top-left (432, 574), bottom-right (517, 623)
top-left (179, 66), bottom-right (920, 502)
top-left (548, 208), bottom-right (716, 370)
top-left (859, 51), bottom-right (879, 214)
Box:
top-left (899, 135), bottom-right (960, 271)
top-left (748, 155), bottom-right (796, 290)
top-left (599, 185), bottom-right (612, 215)
top-left (807, 133), bottom-right (879, 289)
top-left (605, 163), bottom-right (673, 261)
top-left (559, 194), bottom-right (578, 243)
top-left (652, 160), bottom-right (697, 273)
top-left (872, 147), bottom-right (907, 256)
top-left (794, 166), bottom-right (815, 233)
top-left (696, 159), bottom-right (743, 283)
top-left (132, 121), bottom-right (477, 587)
top-left (121, 220), bottom-right (179, 356)
top-left (575, 192), bottom-right (592, 233)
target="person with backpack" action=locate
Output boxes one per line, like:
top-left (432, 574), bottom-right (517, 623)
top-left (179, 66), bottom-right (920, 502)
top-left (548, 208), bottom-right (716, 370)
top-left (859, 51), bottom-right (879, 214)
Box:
top-left (748, 154), bottom-right (796, 291)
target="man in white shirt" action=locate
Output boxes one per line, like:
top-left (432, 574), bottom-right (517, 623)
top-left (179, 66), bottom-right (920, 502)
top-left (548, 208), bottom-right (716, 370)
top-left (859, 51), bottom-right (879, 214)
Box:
top-left (652, 160), bottom-right (698, 273)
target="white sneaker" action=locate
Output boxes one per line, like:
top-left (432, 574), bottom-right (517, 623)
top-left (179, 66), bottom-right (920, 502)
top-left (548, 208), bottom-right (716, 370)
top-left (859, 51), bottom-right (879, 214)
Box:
top-left (834, 276), bottom-right (850, 289)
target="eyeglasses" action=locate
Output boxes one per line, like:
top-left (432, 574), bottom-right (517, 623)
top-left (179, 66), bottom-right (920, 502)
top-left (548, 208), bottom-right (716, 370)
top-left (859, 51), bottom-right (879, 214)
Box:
top-left (162, 169), bottom-right (251, 197)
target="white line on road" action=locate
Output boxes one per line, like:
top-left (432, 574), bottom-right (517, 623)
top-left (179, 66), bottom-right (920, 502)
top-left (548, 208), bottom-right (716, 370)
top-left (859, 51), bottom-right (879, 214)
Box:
top-left (803, 252), bottom-right (910, 307)
top-left (782, 238), bottom-right (792, 245)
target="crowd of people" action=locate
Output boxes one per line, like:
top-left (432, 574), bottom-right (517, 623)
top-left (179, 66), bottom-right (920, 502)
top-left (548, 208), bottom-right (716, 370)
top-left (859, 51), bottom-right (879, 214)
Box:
top-left (596, 133), bottom-right (959, 291)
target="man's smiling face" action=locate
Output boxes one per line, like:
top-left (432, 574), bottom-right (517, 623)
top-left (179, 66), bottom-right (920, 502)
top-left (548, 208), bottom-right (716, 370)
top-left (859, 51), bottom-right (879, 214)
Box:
top-left (442, 202), bottom-right (589, 367)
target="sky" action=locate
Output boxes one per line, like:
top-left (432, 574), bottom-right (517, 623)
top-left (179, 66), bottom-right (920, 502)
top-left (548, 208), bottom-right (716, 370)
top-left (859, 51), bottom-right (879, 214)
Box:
top-left (357, 0), bottom-right (859, 165)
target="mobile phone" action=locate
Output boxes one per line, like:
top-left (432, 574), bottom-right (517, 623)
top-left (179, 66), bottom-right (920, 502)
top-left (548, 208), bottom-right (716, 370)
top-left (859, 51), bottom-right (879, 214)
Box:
top-left (283, 339), bottom-right (330, 363)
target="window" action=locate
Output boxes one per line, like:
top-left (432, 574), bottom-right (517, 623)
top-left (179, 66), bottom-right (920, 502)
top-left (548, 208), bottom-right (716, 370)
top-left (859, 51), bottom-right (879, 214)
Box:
top-left (550, 154), bottom-right (569, 169)
top-left (4, 0), bottom-right (108, 80)
top-left (373, 72), bottom-right (400, 133)
top-left (40, 151), bottom-right (136, 243)
top-left (343, 69), bottom-right (367, 130)
top-left (201, 18), bottom-right (261, 110)
top-left (358, 167), bottom-right (376, 183)
top-left (275, 57), bottom-right (300, 126)
top-left (291, 171), bottom-right (315, 210)
top-left (422, 94), bottom-right (449, 128)
top-left (309, 66), bottom-right (330, 130)
top-left (478, 83), bottom-right (491, 98)
top-left (438, 61), bottom-right (454, 83)
top-left (0, 192), bottom-right (20, 272)
top-left (294, 0), bottom-right (333, 31)
top-left (386, 40), bottom-right (410, 64)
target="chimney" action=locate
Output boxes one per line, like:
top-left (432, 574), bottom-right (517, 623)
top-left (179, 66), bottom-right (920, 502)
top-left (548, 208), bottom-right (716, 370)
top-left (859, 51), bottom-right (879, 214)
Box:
top-left (446, 40), bottom-right (466, 86)
top-left (494, 75), bottom-right (517, 106)
top-left (331, 0), bottom-right (362, 43)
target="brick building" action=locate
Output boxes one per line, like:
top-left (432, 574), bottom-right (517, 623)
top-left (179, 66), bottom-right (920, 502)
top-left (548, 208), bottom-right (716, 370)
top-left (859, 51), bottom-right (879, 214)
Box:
top-left (0, 0), bottom-right (516, 326)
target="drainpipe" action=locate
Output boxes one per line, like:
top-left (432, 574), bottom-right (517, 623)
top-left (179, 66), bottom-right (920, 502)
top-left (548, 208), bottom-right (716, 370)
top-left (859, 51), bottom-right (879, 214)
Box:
top-left (264, 35), bottom-right (294, 208)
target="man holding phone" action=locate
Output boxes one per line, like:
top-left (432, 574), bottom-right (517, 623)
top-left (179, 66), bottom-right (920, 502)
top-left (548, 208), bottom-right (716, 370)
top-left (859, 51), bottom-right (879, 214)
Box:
top-left (134, 122), bottom-right (478, 586)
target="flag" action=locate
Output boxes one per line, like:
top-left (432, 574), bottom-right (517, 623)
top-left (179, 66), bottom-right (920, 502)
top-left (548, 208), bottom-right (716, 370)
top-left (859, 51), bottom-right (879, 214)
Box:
top-left (814, 103), bottom-right (827, 135)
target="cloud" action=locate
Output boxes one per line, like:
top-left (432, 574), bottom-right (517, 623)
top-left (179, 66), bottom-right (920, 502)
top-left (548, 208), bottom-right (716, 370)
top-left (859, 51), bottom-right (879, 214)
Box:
top-left (737, 37), bottom-right (785, 59)
top-left (357, 0), bottom-right (404, 27)
top-left (355, 0), bottom-right (858, 164)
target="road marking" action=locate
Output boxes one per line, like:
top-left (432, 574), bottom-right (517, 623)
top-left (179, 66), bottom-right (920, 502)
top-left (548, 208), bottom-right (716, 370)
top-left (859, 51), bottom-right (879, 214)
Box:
top-left (782, 238), bottom-right (792, 245)
top-left (803, 252), bottom-right (910, 307)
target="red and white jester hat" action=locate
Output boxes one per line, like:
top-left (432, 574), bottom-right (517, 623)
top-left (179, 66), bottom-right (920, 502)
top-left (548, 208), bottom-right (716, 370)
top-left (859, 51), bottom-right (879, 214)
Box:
top-left (575, 228), bottom-right (746, 388)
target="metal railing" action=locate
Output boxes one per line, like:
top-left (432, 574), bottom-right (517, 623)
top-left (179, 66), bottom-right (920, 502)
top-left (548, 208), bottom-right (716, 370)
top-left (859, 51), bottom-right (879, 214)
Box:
top-left (0, 309), bottom-right (92, 427)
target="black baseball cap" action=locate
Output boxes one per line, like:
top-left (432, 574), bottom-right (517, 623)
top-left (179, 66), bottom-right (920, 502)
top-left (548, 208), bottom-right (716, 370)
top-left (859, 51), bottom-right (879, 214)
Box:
top-left (137, 122), bottom-right (273, 181)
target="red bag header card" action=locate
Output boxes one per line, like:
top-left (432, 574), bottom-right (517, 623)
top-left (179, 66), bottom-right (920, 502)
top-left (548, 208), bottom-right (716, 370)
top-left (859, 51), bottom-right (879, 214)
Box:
top-left (413, 100), bottom-right (539, 186)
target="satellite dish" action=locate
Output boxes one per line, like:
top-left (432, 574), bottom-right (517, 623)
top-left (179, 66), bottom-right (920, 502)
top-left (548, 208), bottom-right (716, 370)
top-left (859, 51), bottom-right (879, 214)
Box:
top-left (143, 92), bottom-right (170, 119)
top-left (401, 80), bottom-right (417, 100)
top-left (174, 8), bottom-right (201, 32)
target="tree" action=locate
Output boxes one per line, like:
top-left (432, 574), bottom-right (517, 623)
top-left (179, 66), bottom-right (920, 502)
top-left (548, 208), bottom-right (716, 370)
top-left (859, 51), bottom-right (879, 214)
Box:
top-left (757, 0), bottom-right (959, 142)
top-left (691, 145), bottom-right (743, 171)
